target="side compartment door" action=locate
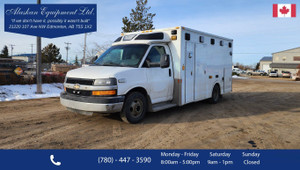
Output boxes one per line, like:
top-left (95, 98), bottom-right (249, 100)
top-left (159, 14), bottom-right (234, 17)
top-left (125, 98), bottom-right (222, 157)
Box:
top-left (143, 45), bottom-right (173, 104)
top-left (185, 42), bottom-right (195, 103)
top-left (195, 44), bottom-right (207, 100)
top-left (224, 66), bottom-right (232, 93)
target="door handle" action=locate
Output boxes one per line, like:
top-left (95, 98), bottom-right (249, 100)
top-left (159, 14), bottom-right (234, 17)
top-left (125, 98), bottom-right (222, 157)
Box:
top-left (169, 69), bottom-right (172, 77)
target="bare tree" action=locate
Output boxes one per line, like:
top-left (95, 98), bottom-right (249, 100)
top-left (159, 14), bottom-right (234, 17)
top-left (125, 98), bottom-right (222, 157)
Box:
top-left (77, 41), bottom-right (112, 64)
top-left (94, 42), bottom-right (112, 55)
top-left (234, 62), bottom-right (253, 70)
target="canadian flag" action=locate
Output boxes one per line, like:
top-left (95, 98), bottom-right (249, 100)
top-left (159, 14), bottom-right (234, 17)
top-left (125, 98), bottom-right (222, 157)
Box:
top-left (273, 4), bottom-right (296, 17)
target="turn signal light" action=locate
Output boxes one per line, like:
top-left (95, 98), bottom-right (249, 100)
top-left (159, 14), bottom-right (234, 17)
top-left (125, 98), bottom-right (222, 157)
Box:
top-left (92, 90), bottom-right (116, 96)
top-left (171, 35), bottom-right (177, 40)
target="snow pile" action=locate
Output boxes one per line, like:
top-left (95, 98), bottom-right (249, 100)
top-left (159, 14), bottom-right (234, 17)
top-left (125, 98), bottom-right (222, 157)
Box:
top-left (232, 75), bottom-right (249, 79)
top-left (0, 83), bottom-right (63, 102)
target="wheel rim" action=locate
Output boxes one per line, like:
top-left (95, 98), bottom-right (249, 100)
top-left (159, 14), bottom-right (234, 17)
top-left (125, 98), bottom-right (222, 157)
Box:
top-left (129, 98), bottom-right (143, 118)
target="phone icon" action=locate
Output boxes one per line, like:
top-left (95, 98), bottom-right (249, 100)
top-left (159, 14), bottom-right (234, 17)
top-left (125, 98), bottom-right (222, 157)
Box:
top-left (50, 155), bottom-right (61, 166)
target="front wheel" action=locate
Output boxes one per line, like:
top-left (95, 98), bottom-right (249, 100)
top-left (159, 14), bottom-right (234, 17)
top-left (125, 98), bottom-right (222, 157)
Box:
top-left (120, 91), bottom-right (147, 124)
top-left (209, 85), bottom-right (220, 104)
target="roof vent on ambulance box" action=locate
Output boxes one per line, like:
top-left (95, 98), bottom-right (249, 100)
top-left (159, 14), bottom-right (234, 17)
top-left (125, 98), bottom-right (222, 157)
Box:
top-left (135, 32), bottom-right (164, 40)
top-left (123, 34), bottom-right (137, 41)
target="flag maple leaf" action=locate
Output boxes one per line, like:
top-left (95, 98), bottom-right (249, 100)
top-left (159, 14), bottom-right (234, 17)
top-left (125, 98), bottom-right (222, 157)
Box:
top-left (280, 6), bottom-right (289, 15)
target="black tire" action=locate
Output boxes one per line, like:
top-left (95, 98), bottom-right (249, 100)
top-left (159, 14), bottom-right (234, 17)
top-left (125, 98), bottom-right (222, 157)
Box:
top-left (209, 85), bottom-right (220, 104)
top-left (120, 91), bottom-right (147, 124)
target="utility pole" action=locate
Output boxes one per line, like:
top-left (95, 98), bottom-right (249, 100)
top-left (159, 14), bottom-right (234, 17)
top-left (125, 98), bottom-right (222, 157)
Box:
top-left (65, 42), bottom-right (71, 64)
top-left (36, 0), bottom-right (43, 94)
top-left (83, 33), bottom-right (87, 65)
top-left (83, 33), bottom-right (92, 65)
top-left (9, 44), bottom-right (15, 57)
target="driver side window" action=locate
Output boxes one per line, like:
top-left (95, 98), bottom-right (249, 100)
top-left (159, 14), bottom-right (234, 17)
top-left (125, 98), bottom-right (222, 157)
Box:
top-left (143, 46), bottom-right (166, 67)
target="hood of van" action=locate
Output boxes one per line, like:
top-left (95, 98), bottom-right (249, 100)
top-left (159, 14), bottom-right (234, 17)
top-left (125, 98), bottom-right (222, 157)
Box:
top-left (66, 66), bottom-right (136, 79)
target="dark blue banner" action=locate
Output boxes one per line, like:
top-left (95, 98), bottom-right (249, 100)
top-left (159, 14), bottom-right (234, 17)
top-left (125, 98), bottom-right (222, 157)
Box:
top-left (0, 149), bottom-right (299, 170)
top-left (4, 4), bottom-right (97, 38)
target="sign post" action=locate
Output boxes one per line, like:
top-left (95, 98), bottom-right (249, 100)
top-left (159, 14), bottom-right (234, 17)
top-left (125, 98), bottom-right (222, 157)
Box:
top-left (36, 0), bottom-right (43, 94)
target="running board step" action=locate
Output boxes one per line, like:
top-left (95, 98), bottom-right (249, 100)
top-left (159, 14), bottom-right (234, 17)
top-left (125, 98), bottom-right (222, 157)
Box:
top-left (151, 102), bottom-right (177, 112)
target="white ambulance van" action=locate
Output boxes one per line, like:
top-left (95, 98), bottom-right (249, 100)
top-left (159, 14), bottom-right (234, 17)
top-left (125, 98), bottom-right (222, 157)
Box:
top-left (60, 26), bottom-right (233, 123)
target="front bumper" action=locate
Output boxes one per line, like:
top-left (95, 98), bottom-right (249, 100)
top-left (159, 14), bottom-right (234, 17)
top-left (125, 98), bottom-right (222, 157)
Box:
top-left (60, 92), bottom-right (124, 113)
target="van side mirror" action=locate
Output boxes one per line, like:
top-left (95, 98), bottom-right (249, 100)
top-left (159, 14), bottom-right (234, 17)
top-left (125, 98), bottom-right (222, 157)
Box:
top-left (160, 54), bottom-right (169, 68)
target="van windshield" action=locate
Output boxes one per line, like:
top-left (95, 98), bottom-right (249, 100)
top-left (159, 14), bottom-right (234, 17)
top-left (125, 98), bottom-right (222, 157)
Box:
top-left (94, 44), bottom-right (149, 67)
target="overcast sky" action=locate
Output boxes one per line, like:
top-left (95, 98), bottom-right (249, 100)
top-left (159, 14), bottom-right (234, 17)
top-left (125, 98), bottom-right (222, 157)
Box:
top-left (1, 0), bottom-right (300, 65)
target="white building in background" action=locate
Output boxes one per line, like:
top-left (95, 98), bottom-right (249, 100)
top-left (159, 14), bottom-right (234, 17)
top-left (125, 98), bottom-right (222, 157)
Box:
top-left (259, 56), bottom-right (272, 73)
top-left (270, 47), bottom-right (300, 75)
top-left (12, 54), bottom-right (36, 63)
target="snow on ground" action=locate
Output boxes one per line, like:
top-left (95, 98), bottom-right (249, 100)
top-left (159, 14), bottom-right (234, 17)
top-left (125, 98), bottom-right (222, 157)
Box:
top-left (0, 83), bottom-right (63, 102)
top-left (232, 75), bottom-right (249, 79)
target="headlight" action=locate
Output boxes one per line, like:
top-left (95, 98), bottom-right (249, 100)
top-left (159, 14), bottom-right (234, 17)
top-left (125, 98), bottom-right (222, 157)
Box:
top-left (94, 78), bottom-right (117, 86)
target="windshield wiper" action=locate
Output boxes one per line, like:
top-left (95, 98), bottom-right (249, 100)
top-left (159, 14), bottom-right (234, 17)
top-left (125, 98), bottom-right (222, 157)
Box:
top-left (98, 62), bottom-right (121, 66)
top-left (93, 62), bottom-right (132, 67)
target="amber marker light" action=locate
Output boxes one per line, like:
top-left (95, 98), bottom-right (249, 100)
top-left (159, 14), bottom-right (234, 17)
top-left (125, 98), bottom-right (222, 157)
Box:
top-left (171, 35), bottom-right (177, 40)
top-left (92, 90), bottom-right (116, 96)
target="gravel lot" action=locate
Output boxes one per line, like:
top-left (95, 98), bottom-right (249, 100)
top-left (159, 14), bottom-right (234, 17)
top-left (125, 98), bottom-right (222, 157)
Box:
top-left (0, 78), bottom-right (299, 149)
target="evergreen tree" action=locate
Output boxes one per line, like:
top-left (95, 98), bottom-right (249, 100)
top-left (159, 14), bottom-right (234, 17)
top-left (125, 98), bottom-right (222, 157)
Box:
top-left (255, 62), bottom-right (260, 70)
top-left (0, 45), bottom-right (9, 58)
top-left (122, 0), bottom-right (156, 32)
top-left (41, 43), bottom-right (64, 63)
top-left (75, 55), bottom-right (79, 65)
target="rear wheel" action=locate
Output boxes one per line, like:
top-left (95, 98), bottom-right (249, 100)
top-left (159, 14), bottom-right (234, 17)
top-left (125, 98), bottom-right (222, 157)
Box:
top-left (209, 84), bottom-right (220, 104)
top-left (120, 91), bottom-right (147, 124)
